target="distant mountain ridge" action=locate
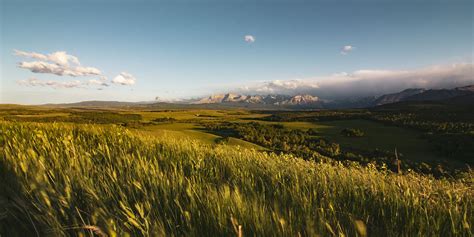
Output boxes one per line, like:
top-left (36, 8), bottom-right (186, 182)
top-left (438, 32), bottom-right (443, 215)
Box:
top-left (195, 93), bottom-right (320, 106)
top-left (403, 85), bottom-right (474, 102)
top-left (42, 84), bottom-right (474, 109)
top-left (373, 88), bottom-right (426, 106)
top-left (193, 85), bottom-right (474, 108)
top-left (373, 85), bottom-right (474, 106)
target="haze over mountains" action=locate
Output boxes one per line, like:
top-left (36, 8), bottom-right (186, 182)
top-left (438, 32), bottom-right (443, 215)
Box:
top-left (51, 84), bottom-right (474, 110)
top-left (373, 85), bottom-right (474, 105)
top-left (189, 84), bottom-right (474, 108)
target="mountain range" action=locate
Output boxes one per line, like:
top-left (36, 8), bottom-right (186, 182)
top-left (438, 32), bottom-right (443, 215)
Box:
top-left (189, 85), bottom-right (474, 108)
top-left (195, 93), bottom-right (320, 106)
top-left (49, 85), bottom-right (474, 109)
top-left (373, 85), bottom-right (474, 106)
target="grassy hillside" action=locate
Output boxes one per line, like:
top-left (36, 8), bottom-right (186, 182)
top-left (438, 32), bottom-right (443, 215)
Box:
top-left (1, 105), bottom-right (471, 174)
top-left (1, 121), bottom-right (472, 236)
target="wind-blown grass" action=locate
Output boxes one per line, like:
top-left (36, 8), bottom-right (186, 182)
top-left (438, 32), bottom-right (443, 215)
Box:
top-left (0, 121), bottom-right (472, 236)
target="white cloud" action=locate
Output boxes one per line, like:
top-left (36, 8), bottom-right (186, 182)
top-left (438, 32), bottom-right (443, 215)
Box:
top-left (112, 72), bottom-right (136, 85)
top-left (18, 61), bottom-right (101, 77)
top-left (254, 80), bottom-right (319, 93)
top-left (14, 49), bottom-right (80, 66)
top-left (244, 35), bottom-right (255, 43)
top-left (14, 50), bottom-right (102, 77)
top-left (14, 50), bottom-right (49, 61)
top-left (69, 66), bottom-right (101, 76)
top-left (18, 61), bottom-right (62, 75)
top-left (238, 63), bottom-right (474, 99)
top-left (14, 49), bottom-right (134, 89)
top-left (341, 45), bottom-right (355, 55)
top-left (17, 77), bottom-right (110, 89)
top-left (18, 78), bottom-right (83, 89)
top-left (87, 79), bottom-right (109, 87)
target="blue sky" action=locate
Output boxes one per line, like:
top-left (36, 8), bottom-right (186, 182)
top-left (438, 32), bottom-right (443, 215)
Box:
top-left (1, 0), bottom-right (472, 104)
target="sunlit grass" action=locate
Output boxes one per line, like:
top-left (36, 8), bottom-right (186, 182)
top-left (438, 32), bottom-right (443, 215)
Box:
top-left (0, 121), bottom-right (472, 236)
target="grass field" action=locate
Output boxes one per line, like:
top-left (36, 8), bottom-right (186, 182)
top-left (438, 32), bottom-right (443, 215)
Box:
top-left (137, 119), bottom-right (444, 163)
top-left (239, 119), bottom-right (446, 164)
top-left (140, 123), bottom-right (217, 143)
top-left (138, 123), bottom-right (266, 150)
top-left (1, 121), bottom-right (472, 236)
top-left (0, 105), bottom-right (455, 163)
top-left (311, 120), bottom-right (445, 163)
top-left (283, 119), bottom-right (442, 161)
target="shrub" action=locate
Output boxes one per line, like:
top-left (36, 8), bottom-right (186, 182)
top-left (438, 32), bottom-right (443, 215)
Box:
top-left (341, 128), bottom-right (365, 137)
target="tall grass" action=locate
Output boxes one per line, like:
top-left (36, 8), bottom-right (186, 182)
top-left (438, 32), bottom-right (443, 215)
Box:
top-left (0, 121), bottom-right (472, 236)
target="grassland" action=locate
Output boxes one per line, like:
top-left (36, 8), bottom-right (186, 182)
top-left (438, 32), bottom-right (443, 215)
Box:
top-left (1, 121), bottom-right (472, 236)
top-left (0, 105), bottom-right (443, 161)
top-left (242, 119), bottom-right (441, 161)
top-left (312, 120), bottom-right (444, 163)
top-left (0, 104), bottom-right (468, 170)
top-left (1, 104), bottom-right (473, 236)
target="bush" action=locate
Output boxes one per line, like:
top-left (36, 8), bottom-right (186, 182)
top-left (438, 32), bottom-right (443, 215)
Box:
top-left (215, 136), bottom-right (230, 144)
top-left (151, 117), bottom-right (177, 123)
top-left (341, 128), bottom-right (365, 137)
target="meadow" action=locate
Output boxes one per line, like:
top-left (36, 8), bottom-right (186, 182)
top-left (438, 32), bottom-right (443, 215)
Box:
top-left (0, 105), bottom-right (450, 158)
top-left (0, 105), bottom-right (473, 236)
top-left (313, 119), bottom-right (444, 163)
top-left (1, 121), bottom-right (472, 236)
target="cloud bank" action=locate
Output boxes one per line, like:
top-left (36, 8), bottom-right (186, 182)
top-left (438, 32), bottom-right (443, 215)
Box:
top-left (17, 77), bottom-right (113, 89)
top-left (14, 50), bottom-right (136, 89)
top-left (18, 78), bottom-right (83, 89)
top-left (14, 50), bottom-right (81, 66)
top-left (18, 61), bottom-right (102, 77)
top-left (15, 49), bottom-right (102, 77)
top-left (238, 63), bottom-right (473, 99)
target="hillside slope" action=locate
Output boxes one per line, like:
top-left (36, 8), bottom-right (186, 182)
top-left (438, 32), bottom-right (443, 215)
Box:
top-left (373, 88), bottom-right (425, 105)
top-left (1, 122), bottom-right (472, 236)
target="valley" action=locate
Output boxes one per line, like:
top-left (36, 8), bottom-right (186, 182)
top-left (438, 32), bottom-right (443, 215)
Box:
top-left (2, 94), bottom-right (472, 176)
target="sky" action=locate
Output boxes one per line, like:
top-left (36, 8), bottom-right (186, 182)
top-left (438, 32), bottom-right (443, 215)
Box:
top-left (0, 0), bottom-right (473, 104)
